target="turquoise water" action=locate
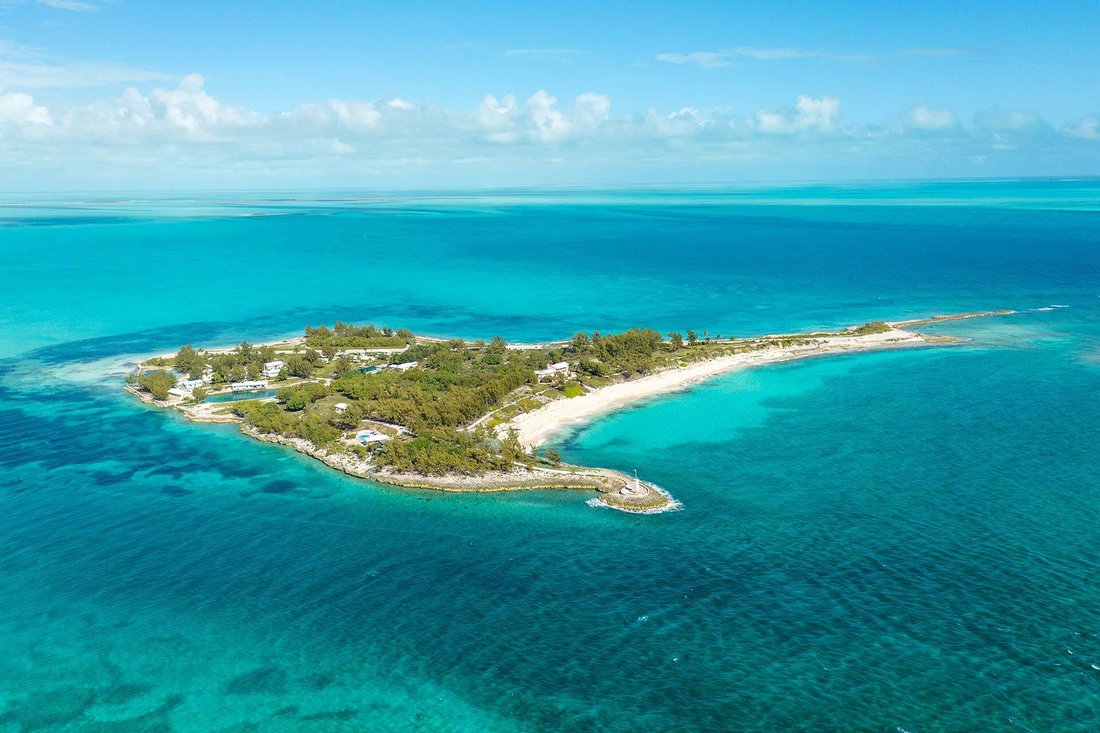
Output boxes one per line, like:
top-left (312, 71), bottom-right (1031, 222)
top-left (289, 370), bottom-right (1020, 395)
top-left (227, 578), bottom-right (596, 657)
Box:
top-left (1, 181), bottom-right (1099, 731)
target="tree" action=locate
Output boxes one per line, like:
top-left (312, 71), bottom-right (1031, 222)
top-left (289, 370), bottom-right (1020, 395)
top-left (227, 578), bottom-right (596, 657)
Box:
top-left (686, 329), bottom-right (698, 346)
top-left (285, 355), bottom-right (312, 378)
top-left (546, 448), bottom-right (561, 465)
top-left (667, 332), bottom-right (683, 351)
top-left (502, 429), bottom-right (523, 464)
top-left (331, 403), bottom-right (364, 430)
top-left (174, 345), bottom-right (205, 378)
top-left (577, 358), bottom-right (606, 377)
top-left (489, 335), bottom-right (507, 353)
top-left (137, 370), bottom-right (177, 400)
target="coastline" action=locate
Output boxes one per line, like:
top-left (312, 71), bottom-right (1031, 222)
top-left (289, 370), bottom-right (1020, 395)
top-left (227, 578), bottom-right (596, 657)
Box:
top-left (125, 310), bottom-right (1012, 513)
top-left (503, 328), bottom-right (940, 449)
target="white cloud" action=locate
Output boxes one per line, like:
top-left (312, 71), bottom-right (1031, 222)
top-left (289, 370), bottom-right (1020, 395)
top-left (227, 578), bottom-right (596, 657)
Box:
top-left (655, 52), bottom-right (733, 69)
top-left (524, 90), bottom-right (567, 141)
top-left (0, 77), bottom-right (1097, 186)
top-left (974, 108), bottom-right (1045, 133)
top-left (1063, 116), bottom-right (1099, 140)
top-left (0, 37), bottom-right (170, 89)
top-left (472, 93), bottom-right (520, 143)
top-left (755, 95), bottom-right (841, 134)
top-left (572, 92), bottom-right (610, 127)
top-left (283, 98), bottom-right (382, 134)
top-left (971, 108), bottom-right (1049, 151)
top-left (904, 104), bottom-right (957, 130)
top-left (37, 0), bottom-right (106, 10)
top-left (146, 74), bottom-right (259, 138)
top-left (656, 47), bottom-right (873, 69)
top-left (0, 89), bottom-right (52, 126)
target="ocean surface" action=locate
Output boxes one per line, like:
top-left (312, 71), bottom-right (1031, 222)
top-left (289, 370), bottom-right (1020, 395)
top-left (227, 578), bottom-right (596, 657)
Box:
top-left (1, 181), bottom-right (1099, 731)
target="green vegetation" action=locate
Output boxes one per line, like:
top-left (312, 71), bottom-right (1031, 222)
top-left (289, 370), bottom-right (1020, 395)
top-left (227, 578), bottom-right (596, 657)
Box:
top-left (173, 345), bottom-right (205, 378)
top-left (136, 313), bottom-right (1002, 486)
top-left (375, 428), bottom-right (508, 475)
top-left (331, 347), bottom-right (531, 430)
top-left (305, 322), bottom-right (413, 357)
top-left (205, 342), bottom-right (281, 383)
top-left (562, 381), bottom-right (585, 398)
top-left (850, 320), bottom-right (893, 335)
top-left (277, 382), bottom-right (328, 411)
top-left (150, 323), bottom-right (704, 476)
top-left (578, 328), bottom-right (664, 374)
top-left (232, 400), bottom-right (341, 447)
top-left (137, 370), bottom-right (177, 400)
top-left (148, 322), bottom-right (739, 476)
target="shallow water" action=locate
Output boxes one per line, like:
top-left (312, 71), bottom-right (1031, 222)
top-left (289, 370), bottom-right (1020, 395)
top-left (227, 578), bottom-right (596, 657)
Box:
top-left (1, 182), bottom-right (1099, 731)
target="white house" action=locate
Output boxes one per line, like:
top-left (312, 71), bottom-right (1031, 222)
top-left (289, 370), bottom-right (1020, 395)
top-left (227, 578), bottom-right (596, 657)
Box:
top-left (178, 378), bottom-right (204, 392)
top-left (167, 387), bottom-right (191, 399)
top-left (230, 380), bottom-right (269, 392)
top-left (535, 361), bottom-right (570, 382)
top-left (201, 366), bottom-right (215, 384)
top-left (390, 361), bottom-right (419, 372)
top-left (356, 430), bottom-right (390, 444)
top-left (263, 360), bottom-right (285, 378)
top-left (334, 402), bottom-right (349, 413)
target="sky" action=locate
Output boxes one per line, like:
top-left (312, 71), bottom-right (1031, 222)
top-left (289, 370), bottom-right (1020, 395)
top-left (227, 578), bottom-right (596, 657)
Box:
top-left (1, 0), bottom-right (1099, 190)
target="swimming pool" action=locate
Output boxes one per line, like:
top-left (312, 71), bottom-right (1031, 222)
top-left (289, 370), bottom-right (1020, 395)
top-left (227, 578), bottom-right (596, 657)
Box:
top-left (204, 389), bottom-right (280, 403)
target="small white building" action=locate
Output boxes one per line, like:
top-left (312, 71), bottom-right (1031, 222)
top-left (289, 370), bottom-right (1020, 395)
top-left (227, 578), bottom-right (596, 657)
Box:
top-left (535, 361), bottom-right (571, 382)
top-left (201, 366), bottom-right (215, 384)
top-left (334, 402), bottom-right (349, 413)
top-left (263, 360), bottom-right (285, 378)
top-left (390, 361), bottom-right (419, 372)
top-left (178, 378), bottom-right (204, 391)
top-left (231, 380), bottom-right (269, 392)
top-left (167, 387), bottom-right (191, 399)
top-left (356, 430), bottom-right (390, 444)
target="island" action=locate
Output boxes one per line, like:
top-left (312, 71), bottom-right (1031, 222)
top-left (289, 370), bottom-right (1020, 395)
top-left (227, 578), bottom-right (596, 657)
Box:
top-left (125, 311), bottom-right (1012, 513)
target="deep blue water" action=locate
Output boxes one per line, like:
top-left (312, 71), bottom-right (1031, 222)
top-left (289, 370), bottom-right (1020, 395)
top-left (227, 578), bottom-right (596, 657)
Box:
top-left (1, 182), bottom-right (1099, 731)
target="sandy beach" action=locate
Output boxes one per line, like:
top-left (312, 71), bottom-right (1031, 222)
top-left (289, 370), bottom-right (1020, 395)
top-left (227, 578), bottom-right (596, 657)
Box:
top-left (505, 328), bottom-right (933, 448)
